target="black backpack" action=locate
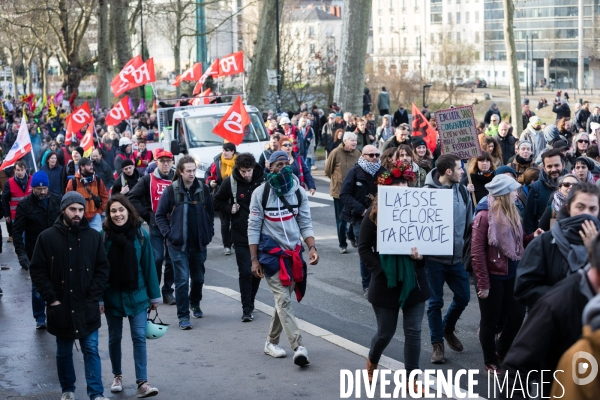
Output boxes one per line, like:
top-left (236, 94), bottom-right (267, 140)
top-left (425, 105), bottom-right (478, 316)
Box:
top-left (261, 181), bottom-right (302, 218)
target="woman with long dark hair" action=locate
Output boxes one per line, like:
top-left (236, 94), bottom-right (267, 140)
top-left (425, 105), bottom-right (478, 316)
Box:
top-left (102, 195), bottom-right (161, 398)
top-left (40, 151), bottom-right (63, 195)
top-left (462, 152), bottom-right (497, 205)
top-left (358, 161), bottom-right (429, 394)
top-left (483, 136), bottom-right (503, 169)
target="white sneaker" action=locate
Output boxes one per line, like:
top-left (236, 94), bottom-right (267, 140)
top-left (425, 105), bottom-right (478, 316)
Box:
top-left (293, 346), bottom-right (310, 366)
top-left (111, 375), bottom-right (123, 392)
top-left (60, 393), bottom-right (75, 400)
top-left (137, 382), bottom-right (159, 398)
top-left (264, 341), bottom-right (287, 358)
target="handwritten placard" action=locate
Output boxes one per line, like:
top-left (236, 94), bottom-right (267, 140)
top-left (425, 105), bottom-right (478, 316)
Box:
top-left (435, 105), bottom-right (481, 159)
top-left (377, 186), bottom-right (453, 255)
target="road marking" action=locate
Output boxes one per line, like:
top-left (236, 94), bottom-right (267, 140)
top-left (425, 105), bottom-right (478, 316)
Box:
top-left (309, 202), bottom-right (329, 208)
top-left (205, 285), bottom-right (488, 400)
top-left (308, 192), bottom-right (334, 201)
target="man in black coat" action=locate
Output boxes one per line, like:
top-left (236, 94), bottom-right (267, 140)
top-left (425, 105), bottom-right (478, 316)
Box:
top-left (497, 122), bottom-right (517, 165)
top-left (13, 171), bottom-right (61, 329)
top-left (552, 99), bottom-right (571, 121)
top-left (29, 191), bottom-right (110, 400)
top-left (91, 148), bottom-right (115, 190)
top-left (392, 103), bottom-right (409, 128)
top-left (575, 101), bottom-right (591, 133)
top-left (340, 145), bottom-right (386, 297)
top-left (213, 153), bottom-right (265, 321)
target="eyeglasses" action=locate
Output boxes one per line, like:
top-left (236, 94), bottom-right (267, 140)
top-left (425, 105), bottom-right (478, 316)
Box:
top-left (560, 182), bottom-right (575, 188)
top-left (281, 143), bottom-right (293, 147)
top-left (578, 140), bottom-right (589, 144)
top-left (364, 153), bottom-right (380, 158)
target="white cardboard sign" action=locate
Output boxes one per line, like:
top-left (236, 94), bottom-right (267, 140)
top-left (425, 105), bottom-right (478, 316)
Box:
top-left (377, 186), bottom-right (454, 255)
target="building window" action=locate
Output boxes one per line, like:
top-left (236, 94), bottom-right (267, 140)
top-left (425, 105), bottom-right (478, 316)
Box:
top-left (309, 43), bottom-right (315, 54)
top-left (475, 51), bottom-right (480, 60)
top-left (403, 37), bottom-right (407, 49)
top-left (448, 12), bottom-right (452, 23)
top-left (502, 71), bottom-right (506, 77)
top-left (456, 32), bottom-right (461, 42)
top-left (431, 32), bottom-right (434, 44)
top-left (431, 13), bottom-right (442, 23)
top-left (487, 71), bottom-right (491, 77)
top-left (465, 12), bottom-right (469, 23)
top-left (439, 33), bottom-right (443, 42)
top-left (475, 32), bottom-right (480, 43)
top-left (475, 11), bottom-right (479, 23)
top-left (308, 26), bottom-right (315, 38)
top-left (456, 12), bottom-right (461, 24)
top-left (447, 32), bottom-right (452, 42)
top-left (391, 37), bottom-right (395, 53)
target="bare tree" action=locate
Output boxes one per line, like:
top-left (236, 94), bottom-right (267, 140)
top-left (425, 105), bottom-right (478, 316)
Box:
top-left (333, 0), bottom-right (371, 114)
top-left (111, 0), bottom-right (139, 102)
top-left (97, 0), bottom-right (112, 108)
top-left (503, 0), bottom-right (522, 133)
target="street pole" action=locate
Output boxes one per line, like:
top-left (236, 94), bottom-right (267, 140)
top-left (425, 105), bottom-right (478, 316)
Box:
top-left (526, 36), bottom-right (529, 96)
top-left (139, 0), bottom-right (145, 102)
top-left (66, 12), bottom-right (69, 103)
top-left (196, 0), bottom-right (208, 72)
top-left (530, 36), bottom-right (534, 95)
top-left (275, 0), bottom-right (281, 113)
top-left (419, 37), bottom-right (422, 83)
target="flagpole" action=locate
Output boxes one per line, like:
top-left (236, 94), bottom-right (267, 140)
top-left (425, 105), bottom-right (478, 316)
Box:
top-left (31, 149), bottom-right (37, 172)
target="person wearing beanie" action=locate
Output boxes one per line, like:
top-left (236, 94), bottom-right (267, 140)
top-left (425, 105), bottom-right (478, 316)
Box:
top-left (114, 137), bottom-right (135, 175)
top-left (60, 145), bottom-right (84, 195)
top-left (12, 170), bottom-right (61, 329)
top-left (112, 158), bottom-right (141, 195)
top-left (411, 136), bottom-right (434, 174)
top-left (471, 174), bottom-right (541, 374)
top-left (29, 186), bottom-right (110, 400)
top-left (520, 115), bottom-right (546, 160)
top-left (572, 156), bottom-right (598, 184)
top-left (64, 157), bottom-right (109, 232)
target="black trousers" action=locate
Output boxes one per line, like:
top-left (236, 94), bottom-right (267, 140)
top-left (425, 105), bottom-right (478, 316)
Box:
top-left (477, 277), bottom-right (525, 365)
top-left (235, 245), bottom-right (261, 315)
top-left (220, 211), bottom-right (232, 248)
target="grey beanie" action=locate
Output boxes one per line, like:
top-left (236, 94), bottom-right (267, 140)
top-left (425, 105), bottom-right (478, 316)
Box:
top-left (543, 124), bottom-right (560, 143)
top-left (60, 191), bottom-right (86, 211)
top-left (518, 140), bottom-right (532, 149)
top-left (485, 174), bottom-right (521, 197)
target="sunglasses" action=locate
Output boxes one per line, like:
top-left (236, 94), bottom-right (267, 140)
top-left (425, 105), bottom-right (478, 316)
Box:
top-left (578, 140), bottom-right (589, 144)
top-left (560, 182), bottom-right (575, 188)
top-left (281, 143), bottom-right (293, 147)
top-left (364, 153), bottom-right (380, 158)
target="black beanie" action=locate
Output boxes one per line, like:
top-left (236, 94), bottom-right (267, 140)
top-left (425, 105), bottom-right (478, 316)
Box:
top-left (411, 136), bottom-right (426, 149)
top-left (121, 159), bottom-right (135, 168)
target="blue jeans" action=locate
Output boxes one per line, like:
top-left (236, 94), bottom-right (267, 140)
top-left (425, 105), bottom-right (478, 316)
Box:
top-left (351, 221), bottom-right (370, 289)
top-left (32, 283), bottom-right (46, 322)
top-left (105, 311), bottom-right (148, 383)
top-left (56, 330), bottom-right (104, 399)
top-left (149, 225), bottom-right (174, 296)
top-left (169, 247), bottom-right (207, 320)
top-left (425, 259), bottom-right (471, 344)
top-left (333, 198), bottom-right (349, 248)
top-left (88, 214), bottom-right (102, 232)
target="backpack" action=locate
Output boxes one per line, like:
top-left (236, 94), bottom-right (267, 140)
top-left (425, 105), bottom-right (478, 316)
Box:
top-left (102, 226), bottom-right (145, 248)
top-left (169, 179), bottom-right (205, 226)
top-left (261, 181), bottom-right (302, 218)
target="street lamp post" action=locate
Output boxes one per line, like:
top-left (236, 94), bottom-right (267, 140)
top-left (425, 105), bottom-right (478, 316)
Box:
top-left (275, 0), bottom-right (281, 113)
top-left (422, 83), bottom-right (432, 107)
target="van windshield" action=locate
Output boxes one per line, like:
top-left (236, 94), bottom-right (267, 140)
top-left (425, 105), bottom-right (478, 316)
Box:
top-left (184, 112), bottom-right (269, 148)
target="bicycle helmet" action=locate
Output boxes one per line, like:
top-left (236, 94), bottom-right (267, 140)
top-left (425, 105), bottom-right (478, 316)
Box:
top-left (146, 310), bottom-right (169, 339)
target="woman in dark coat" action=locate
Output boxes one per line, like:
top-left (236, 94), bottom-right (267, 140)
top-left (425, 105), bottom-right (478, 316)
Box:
top-left (357, 161), bottom-right (429, 395)
top-left (461, 151), bottom-right (497, 205)
top-left (40, 151), bottom-right (63, 196)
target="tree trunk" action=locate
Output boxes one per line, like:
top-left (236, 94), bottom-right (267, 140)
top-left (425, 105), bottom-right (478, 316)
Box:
top-left (174, 0), bottom-right (182, 98)
top-left (334, 0), bottom-right (371, 115)
top-left (40, 53), bottom-right (50, 100)
top-left (111, 0), bottom-right (139, 102)
top-left (247, 0), bottom-right (284, 109)
top-left (503, 0), bottom-right (522, 134)
top-left (97, 0), bottom-right (112, 108)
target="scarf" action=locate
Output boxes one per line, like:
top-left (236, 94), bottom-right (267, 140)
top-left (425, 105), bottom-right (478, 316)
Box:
top-left (487, 195), bottom-right (524, 261)
top-left (15, 173), bottom-right (29, 191)
top-left (378, 254), bottom-right (416, 308)
top-left (540, 170), bottom-right (559, 190)
top-left (551, 214), bottom-right (600, 272)
top-left (107, 220), bottom-right (139, 291)
top-left (358, 157), bottom-right (381, 176)
top-left (266, 166), bottom-right (295, 196)
top-left (552, 190), bottom-right (567, 215)
top-left (220, 154), bottom-right (236, 180)
top-left (515, 154), bottom-right (533, 166)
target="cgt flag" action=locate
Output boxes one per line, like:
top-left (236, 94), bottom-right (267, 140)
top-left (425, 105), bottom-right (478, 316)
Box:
top-left (173, 63), bottom-right (203, 86)
top-left (212, 96), bottom-right (250, 146)
top-left (411, 103), bottom-right (437, 154)
top-left (1, 116), bottom-right (32, 170)
top-left (191, 88), bottom-right (212, 106)
top-left (105, 96), bottom-right (131, 126)
top-left (110, 55), bottom-right (143, 97)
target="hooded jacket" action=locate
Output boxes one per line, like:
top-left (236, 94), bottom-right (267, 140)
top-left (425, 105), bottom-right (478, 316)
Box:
top-left (393, 107), bottom-right (409, 127)
top-left (523, 170), bottom-right (560, 234)
top-left (377, 90), bottom-right (390, 111)
top-left (213, 164), bottom-right (265, 246)
top-left (376, 114), bottom-right (395, 143)
top-left (484, 104), bottom-right (501, 125)
top-left (424, 168), bottom-right (473, 265)
top-left (520, 124), bottom-right (547, 160)
top-left (29, 216), bottom-right (110, 339)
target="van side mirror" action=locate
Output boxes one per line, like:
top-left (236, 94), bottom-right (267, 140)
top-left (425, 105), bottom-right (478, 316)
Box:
top-left (170, 140), bottom-right (180, 155)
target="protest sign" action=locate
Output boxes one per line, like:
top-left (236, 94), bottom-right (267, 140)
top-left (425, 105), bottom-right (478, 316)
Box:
top-left (376, 186), bottom-right (453, 255)
top-left (435, 105), bottom-right (481, 159)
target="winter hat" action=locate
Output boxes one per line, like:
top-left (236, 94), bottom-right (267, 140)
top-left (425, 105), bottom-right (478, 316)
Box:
top-left (31, 171), bottom-right (49, 187)
top-left (119, 137), bottom-right (133, 146)
top-left (574, 156), bottom-right (594, 171)
top-left (411, 136), bottom-right (426, 149)
top-left (495, 166), bottom-right (517, 179)
top-left (60, 191), bottom-right (86, 211)
top-left (74, 146), bottom-right (85, 158)
top-left (552, 140), bottom-right (569, 150)
top-left (120, 159), bottom-right (135, 168)
top-left (521, 98), bottom-right (529, 105)
top-left (528, 116), bottom-right (541, 126)
top-left (328, 113), bottom-right (336, 119)
top-left (518, 140), bottom-right (533, 149)
top-left (268, 150), bottom-right (290, 164)
top-left (78, 157), bottom-right (92, 167)
top-left (543, 124), bottom-right (560, 143)
top-left (485, 174), bottom-right (521, 197)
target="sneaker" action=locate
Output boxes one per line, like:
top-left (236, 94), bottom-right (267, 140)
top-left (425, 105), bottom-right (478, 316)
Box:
top-left (431, 342), bottom-right (445, 364)
top-left (363, 288), bottom-right (369, 299)
top-left (350, 239), bottom-right (357, 248)
top-left (137, 382), bottom-right (158, 398)
top-left (444, 327), bottom-right (464, 352)
top-left (111, 375), bottom-right (123, 392)
top-left (340, 247), bottom-right (347, 254)
top-left (0, 287), bottom-right (3, 296)
top-left (293, 346), bottom-right (310, 366)
top-left (485, 364), bottom-right (504, 375)
top-left (264, 341), bottom-right (287, 358)
top-left (241, 313), bottom-right (253, 322)
top-left (310, 165), bottom-right (317, 170)
top-left (179, 319), bottom-right (192, 330)
top-left (7, 236), bottom-right (12, 242)
top-left (224, 247), bottom-right (232, 256)
top-left (36, 319), bottom-right (47, 330)
top-left (60, 393), bottom-right (75, 400)
top-left (163, 293), bottom-right (176, 305)
top-left (191, 306), bottom-right (203, 318)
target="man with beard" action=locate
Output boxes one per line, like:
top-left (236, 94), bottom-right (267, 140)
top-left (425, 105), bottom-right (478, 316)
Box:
top-left (382, 123), bottom-right (411, 152)
top-left (393, 103), bottom-right (409, 128)
top-left (91, 149), bottom-right (115, 191)
top-left (524, 149), bottom-right (566, 234)
top-left (112, 159), bottom-right (140, 195)
top-left (213, 153), bottom-right (265, 321)
top-left (30, 191), bottom-right (110, 400)
top-left (520, 116), bottom-right (546, 160)
top-left (129, 150), bottom-right (177, 305)
top-left (13, 171), bottom-right (61, 329)
top-left (65, 158), bottom-right (109, 232)
top-left (2, 160), bottom-right (32, 242)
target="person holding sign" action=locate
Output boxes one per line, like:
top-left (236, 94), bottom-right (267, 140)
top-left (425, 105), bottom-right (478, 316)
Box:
top-left (357, 160), bottom-right (429, 394)
top-left (423, 154), bottom-right (473, 364)
top-left (471, 175), bottom-right (540, 374)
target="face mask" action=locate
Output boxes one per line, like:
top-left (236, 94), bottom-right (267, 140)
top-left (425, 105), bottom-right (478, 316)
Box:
top-left (266, 166), bottom-right (294, 196)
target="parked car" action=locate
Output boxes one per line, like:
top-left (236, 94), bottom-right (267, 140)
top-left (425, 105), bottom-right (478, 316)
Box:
top-left (460, 79), bottom-right (487, 88)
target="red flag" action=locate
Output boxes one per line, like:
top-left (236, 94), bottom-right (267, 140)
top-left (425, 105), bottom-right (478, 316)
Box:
top-left (199, 59), bottom-right (219, 86)
top-left (110, 55), bottom-right (144, 97)
top-left (218, 51), bottom-right (244, 77)
top-left (64, 116), bottom-right (77, 146)
top-left (173, 63), bottom-right (203, 86)
top-left (192, 89), bottom-right (212, 106)
top-left (212, 97), bottom-right (250, 145)
top-left (81, 118), bottom-right (95, 158)
top-left (126, 58), bottom-right (156, 89)
top-left (192, 81), bottom-right (203, 96)
top-left (105, 96), bottom-right (131, 126)
top-left (411, 103), bottom-right (437, 153)
top-left (68, 102), bottom-right (92, 134)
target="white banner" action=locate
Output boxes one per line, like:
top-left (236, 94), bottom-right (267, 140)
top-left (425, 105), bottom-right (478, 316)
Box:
top-left (376, 186), bottom-right (454, 255)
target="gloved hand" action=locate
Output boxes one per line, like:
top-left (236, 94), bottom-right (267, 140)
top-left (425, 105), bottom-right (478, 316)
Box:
top-left (18, 255), bottom-right (30, 271)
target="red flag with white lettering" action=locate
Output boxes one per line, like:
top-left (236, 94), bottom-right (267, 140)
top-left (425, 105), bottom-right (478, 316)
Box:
top-left (105, 96), bottom-right (131, 126)
top-left (411, 103), bottom-right (438, 153)
top-left (199, 59), bottom-right (219, 86)
top-left (173, 63), bottom-right (203, 87)
top-left (110, 55), bottom-right (143, 97)
top-left (126, 58), bottom-right (156, 89)
top-left (64, 116), bottom-right (76, 146)
top-left (212, 97), bottom-right (250, 146)
top-left (69, 102), bottom-right (92, 133)
top-left (218, 51), bottom-right (244, 77)
top-left (191, 89), bottom-right (212, 106)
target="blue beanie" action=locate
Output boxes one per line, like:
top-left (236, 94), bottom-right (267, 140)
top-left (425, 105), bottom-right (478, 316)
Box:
top-left (495, 165), bottom-right (517, 179)
top-left (31, 171), bottom-right (49, 188)
top-left (269, 150), bottom-right (290, 164)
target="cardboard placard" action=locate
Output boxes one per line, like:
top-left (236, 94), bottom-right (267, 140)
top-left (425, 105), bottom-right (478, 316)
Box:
top-left (377, 187), bottom-right (454, 255)
top-left (435, 105), bottom-right (481, 159)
